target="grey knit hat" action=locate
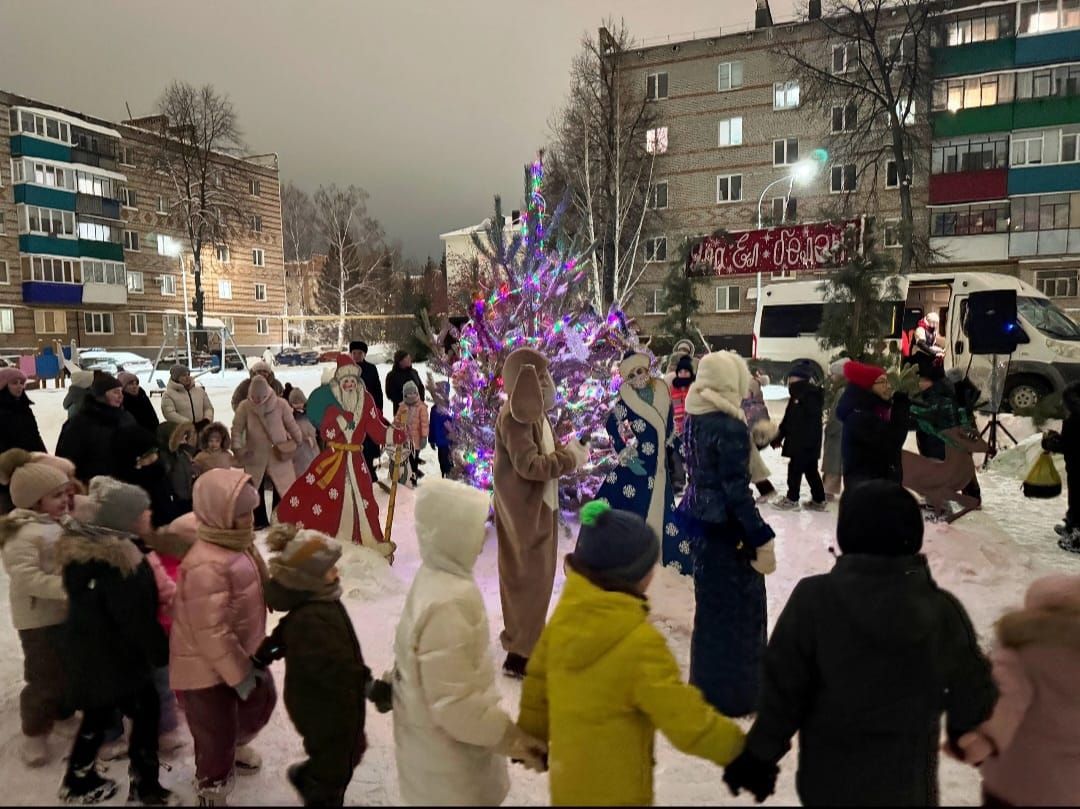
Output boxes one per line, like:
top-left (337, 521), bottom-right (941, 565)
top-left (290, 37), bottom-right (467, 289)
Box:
top-left (170, 364), bottom-right (190, 382)
top-left (403, 380), bottom-right (419, 399)
top-left (571, 501), bottom-right (659, 587)
top-left (86, 476), bottom-right (151, 532)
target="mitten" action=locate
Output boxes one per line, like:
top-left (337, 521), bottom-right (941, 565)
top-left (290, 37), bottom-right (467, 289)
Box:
top-left (723, 750), bottom-right (779, 803)
top-left (233, 669), bottom-right (257, 701)
top-left (493, 723), bottom-right (548, 772)
top-left (252, 637), bottom-right (283, 668)
top-left (749, 540), bottom-right (776, 575)
top-left (366, 677), bottom-right (394, 714)
top-left (566, 439), bottom-right (590, 469)
top-left (946, 730), bottom-right (996, 766)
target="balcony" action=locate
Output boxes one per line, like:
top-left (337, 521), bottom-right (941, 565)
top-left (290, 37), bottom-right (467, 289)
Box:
top-left (78, 240), bottom-right (124, 262)
top-left (929, 169), bottom-right (1008, 205)
top-left (75, 194), bottom-right (122, 220)
top-left (22, 282), bottom-right (81, 305)
top-left (70, 146), bottom-right (119, 172)
top-left (18, 234), bottom-right (80, 257)
top-left (82, 282), bottom-right (127, 306)
top-left (1012, 95), bottom-right (1080, 130)
top-left (1015, 28), bottom-right (1080, 67)
top-left (929, 233), bottom-right (1009, 263)
top-left (1009, 163), bottom-right (1080, 195)
top-left (8, 135), bottom-right (71, 162)
top-left (931, 39), bottom-right (1015, 78)
top-left (932, 105), bottom-right (1014, 138)
top-left (14, 184), bottom-right (76, 210)
top-left (1009, 229), bottom-right (1080, 257)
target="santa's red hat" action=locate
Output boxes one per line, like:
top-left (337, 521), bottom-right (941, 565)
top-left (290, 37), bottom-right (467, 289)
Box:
top-left (335, 354), bottom-right (359, 378)
top-left (843, 359), bottom-right (886, 390)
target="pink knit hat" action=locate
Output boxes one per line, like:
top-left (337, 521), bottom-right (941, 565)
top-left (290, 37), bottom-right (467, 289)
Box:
top-left (0, 367), bottom-right (27, 390)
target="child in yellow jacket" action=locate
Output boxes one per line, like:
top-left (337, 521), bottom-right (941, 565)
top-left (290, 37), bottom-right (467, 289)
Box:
top-left (517, 501), bottom-right (745, 806)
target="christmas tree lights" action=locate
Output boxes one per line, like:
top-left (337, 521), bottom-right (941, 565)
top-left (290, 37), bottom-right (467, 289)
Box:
top-left (426, 153), bottom-right (643, 503)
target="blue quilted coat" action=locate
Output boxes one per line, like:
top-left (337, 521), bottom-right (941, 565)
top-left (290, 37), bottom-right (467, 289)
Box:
top-left (679, 407), bottom-right (775, 718)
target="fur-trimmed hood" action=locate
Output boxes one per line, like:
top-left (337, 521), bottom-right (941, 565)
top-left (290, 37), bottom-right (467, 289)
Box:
top-left (0, 508), bottom-right (56, 548)
top-left (198, 422), bottom-right (231, 452)
top-left (168, 421), bottom-right (198, 453)
top-left (56, 520), bottom-right (144, 577)
top-left (684, 351), bottom-right (751, 420)
top-left (996, 574), bottom-right (1080, 651)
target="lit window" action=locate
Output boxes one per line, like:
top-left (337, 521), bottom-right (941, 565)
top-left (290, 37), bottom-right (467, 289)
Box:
top-left (718, 117), bottom-right (743, 147)
top-left (773, 81), bottom-right (800, 110)
top-left (34, 310), bottom-right (67, 334)
top-left (646, 127), bottom-right (669, 154)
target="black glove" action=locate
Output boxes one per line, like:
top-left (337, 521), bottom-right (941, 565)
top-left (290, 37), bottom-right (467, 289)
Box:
top-left (252, 636), bottom-right (283, 669)
top-left (723, 750), bottom-right (779, 804)
top-left (366, 678), bottom-right (394, 713)
top-left (891, 391), bottom-right (910, 407)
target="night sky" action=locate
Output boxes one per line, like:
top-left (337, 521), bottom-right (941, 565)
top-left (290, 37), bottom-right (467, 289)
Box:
top-left (0, 0), bottom-right (801, 259)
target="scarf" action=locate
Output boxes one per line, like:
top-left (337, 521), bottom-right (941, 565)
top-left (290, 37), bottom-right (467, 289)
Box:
top-left (197, 524), bottom-right (269, 583)
top-left (268, 558), bottom-right (343, 602)
top-left (672, 376), bottom-right (693, 389)
top-left (636, 384), bottom-right (655, 406)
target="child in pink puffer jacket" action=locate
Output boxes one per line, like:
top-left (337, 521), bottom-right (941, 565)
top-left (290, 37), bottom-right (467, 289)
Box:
top-left (953, 574), bottom-right (1080, 807)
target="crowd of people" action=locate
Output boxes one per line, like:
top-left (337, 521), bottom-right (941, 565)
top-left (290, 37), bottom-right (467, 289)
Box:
top-left (0, 337), bottom-right (1076, 808)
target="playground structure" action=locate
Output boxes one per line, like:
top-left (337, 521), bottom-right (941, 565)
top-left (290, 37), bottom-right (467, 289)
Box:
top-left (144, 314), bottom-right (247, 391)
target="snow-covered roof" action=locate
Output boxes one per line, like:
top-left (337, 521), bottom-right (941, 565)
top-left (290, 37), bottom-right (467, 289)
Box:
top-left (439, 216), bottom-right (517, 241)
top-left (13, 106), bottom-right (122, 139)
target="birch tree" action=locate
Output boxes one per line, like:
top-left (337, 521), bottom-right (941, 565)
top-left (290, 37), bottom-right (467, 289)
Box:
top-left (778, 0), bottom-right (934, 272)
top-left (154, 82), bottom-right (249, 339)
top-left (312, 184), bottom-right (392, 346)
top-left (281, 182), bottom-right (318, 341)
top-left (549, 20), bottom-right (659, 311)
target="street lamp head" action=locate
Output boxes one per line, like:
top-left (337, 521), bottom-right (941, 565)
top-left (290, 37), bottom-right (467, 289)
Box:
top-left (791, 159), bottom-right (817, 184)
top-left (162, 237), bottom-right (183, 258)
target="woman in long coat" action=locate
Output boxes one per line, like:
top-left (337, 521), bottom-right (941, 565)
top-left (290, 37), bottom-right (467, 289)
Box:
top-left (679, 351), bottom-right (776, 718)
top-left (595, 352), bottom-right (689, 574)
top-left (232, 375), bottom-right (303, 528)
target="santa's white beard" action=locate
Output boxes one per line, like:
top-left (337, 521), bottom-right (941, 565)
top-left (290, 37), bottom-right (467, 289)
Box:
top-left (333, 381), bottom-right (362, 414)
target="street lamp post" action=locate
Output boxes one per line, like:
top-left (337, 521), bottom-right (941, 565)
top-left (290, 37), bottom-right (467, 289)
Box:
top-left (163, 238), bottom-right (193, 365)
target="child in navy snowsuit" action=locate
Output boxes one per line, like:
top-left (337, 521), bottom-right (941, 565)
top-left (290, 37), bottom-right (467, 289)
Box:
top-left (429, 382), bottom-right (454, 478)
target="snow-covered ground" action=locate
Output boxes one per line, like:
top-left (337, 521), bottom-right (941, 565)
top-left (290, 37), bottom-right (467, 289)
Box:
top-left (2, 366), bottom-right (1078, 805)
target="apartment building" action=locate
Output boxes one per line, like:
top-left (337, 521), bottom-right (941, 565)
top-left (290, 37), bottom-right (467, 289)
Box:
top-left (0, 88), bottom-right (287, 356)
top-left (928, 0), bottom-right (1080, 312)
top-left (618, 0), bottom-right (924, 348)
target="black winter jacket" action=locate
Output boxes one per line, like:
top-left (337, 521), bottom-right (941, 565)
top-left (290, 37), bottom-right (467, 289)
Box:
top-left (385, 364), bottom-right (424, 413)
top-left (56, 397), bottom-right (154, 484)
top-left (836, 384), bottom-right (911, 487)
top-left (679, 408), bottom-right (774, 548)
top-left (57, 523), bottom-right (168, 710)
top-left (359, 361), bottom-right (384, 418)
top-left (123, 388), bottom-right (160, 434)
top-left (0, 388), bottom-right (47, 455)
top-left (744, 554), bottom-right (996, 807)
top-left (778, 381), bottom-right (824, 463)
top-left (259, 580), bottom-right (369, 761)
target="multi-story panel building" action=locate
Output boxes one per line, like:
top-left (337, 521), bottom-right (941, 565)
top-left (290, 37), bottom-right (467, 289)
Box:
top-left (929, 0), bottom-right (1080, 313)
top-left (618, 0), bottom-right (924, 347)
top-left (0, 89), bottom-right (287, 356)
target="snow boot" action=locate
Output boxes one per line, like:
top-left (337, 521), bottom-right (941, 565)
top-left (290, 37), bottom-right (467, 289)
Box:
top-left (58, 766), bottom-right (118, 805)
top-left (1058, 530), bottom-right (1080, 554)
top-left (234, 745), bottom-right (261, 775)
top-left (1054, 521), bottom-right (1073, 537)
top-left (20, 734), bottom-right (51, 767)
top-left (771, 496), bottom-right (799, 511)
top-left (802, 499), bottom-right (828, 512)
top-left (502, 653), bottom-right (528, 680)
top-left (127, 772), bottom-right (181, 806)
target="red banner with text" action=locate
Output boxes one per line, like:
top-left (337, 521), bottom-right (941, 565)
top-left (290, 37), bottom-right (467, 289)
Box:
top-left (686, 219), bottom-right (862, 278)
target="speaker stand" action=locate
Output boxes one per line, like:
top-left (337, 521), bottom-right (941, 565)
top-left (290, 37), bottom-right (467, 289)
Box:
top-left (980, 413), bottom-right (1017, 466)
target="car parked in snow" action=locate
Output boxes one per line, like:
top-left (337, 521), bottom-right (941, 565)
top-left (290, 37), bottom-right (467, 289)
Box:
top-left (78, 351), bottom-right (154, 376)
top-left (275, 348), bottom-right (319, 366)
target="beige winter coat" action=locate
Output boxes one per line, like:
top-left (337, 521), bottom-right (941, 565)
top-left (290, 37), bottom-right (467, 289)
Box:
top-left (161, 380), bottom-right (215, 425)
top-left (0, 511), bottom-right (67, 630)
top-left (232, 396), bottom-right (303, 492)
top-left (393, 479), bottom-right (511, 806)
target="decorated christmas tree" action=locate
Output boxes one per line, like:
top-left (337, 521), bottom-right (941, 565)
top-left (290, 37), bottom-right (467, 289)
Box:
top-left (423, 153), bottom-right (642, 504)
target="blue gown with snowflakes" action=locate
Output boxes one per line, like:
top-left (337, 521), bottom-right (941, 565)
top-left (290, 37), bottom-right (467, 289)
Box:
top-left (595, 379), bottom-right (690, 574)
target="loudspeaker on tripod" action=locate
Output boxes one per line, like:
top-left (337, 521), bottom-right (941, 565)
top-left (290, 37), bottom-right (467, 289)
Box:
top-left (965, 290), bottom-right (1019, 355)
